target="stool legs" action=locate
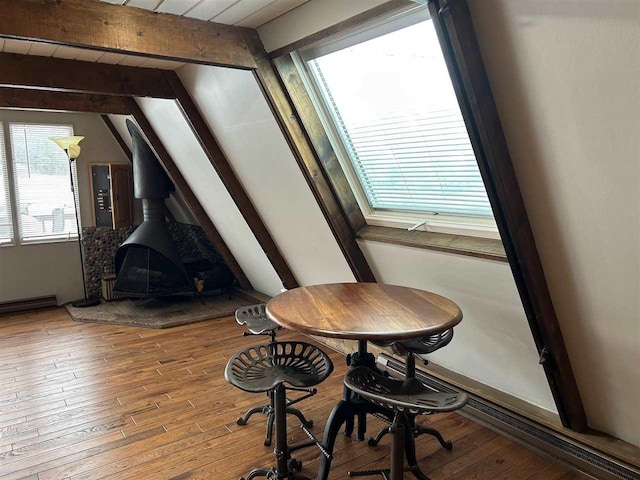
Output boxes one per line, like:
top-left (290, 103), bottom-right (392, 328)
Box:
top-left (390, 416), bottom-right (405, 480)
top-left (242, 384), bottom-right (310, 480)
top-left (348, 414), bottom-right (408, 480)
top-left (237, 390), bottom-right (314, 447)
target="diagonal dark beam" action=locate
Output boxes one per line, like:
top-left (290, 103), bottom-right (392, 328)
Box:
top-left (101, 115), bottom-right (133, 162)
top-left (0, 0), bottom-right (255, 69)
top-left (162, 71), bottom-right (299, 290)
top-left (271, 56), bottom-right (368, 233)
top-left (125, 98), bottom-right (252, 290)
top-left (0, 53), bottom-right (174, 98)
top-left (429, 0), bottom-right (586, 431)
top-left (239, 29), bottom-right (376, 283)
top-left (0, 87), bottom-right (130, 114)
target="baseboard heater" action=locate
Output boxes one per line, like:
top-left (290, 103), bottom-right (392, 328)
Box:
top-left (0, 295), bottom-right (57, 316)
top-left (377, 353), bottom-right (640, 480)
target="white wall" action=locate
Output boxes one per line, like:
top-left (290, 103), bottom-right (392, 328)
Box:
top-left (176, 64), bottom-right (356, 287)
top-left (467, 0), bottom-right (640, 447)
top-left (360, 240), bottom-right (556, 411)
top-left (133, 98), bottom-right (284, 296)
top-left (0, 109), bottom-right (130, 304)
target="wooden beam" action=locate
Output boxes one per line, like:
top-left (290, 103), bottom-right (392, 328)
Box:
top-left (125, 98), bottom-right (252, 290)
top-left (0, 87), bottom-right (130, 114)
top-left (0, 53), bottom-right (174, 98)
top-left (429, 0), bottom-right (587, 431)
top-left (272, 56), bottom-right (367, 233)
top-left (101, 115), bottom-right (133, 162)
top-left (0, 0), bottom-right (255, 69)
top-left (240, 29), bottom-right (377, 283)
top-left (162, 71), bottom-right (299, 290)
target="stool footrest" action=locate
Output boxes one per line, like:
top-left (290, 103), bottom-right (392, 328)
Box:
top-left (301, 424), bottom-right (332, 459)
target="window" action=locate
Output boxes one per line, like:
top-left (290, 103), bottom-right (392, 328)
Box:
top-left (3, 123), bottom-right (78, 245)
top-left (298, 7), bottom-right (497, 237)
top-left (0, 125), bottom-right (13, 245)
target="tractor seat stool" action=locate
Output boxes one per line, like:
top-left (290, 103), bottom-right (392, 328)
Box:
top-left (344, 366), bottom-right (467, 480)
top-left (225, 341), bottom-right (334, 480)
top-left (371, 329), bottom-right (455, 451)
top-left (235, 304), bottom-right (316, 446)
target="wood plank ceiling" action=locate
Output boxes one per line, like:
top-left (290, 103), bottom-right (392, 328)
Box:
top-left (0, 0), bottom-right (308, 69)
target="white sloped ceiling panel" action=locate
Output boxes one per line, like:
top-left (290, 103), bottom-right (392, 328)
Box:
top-left (177, 64), bottom-right (356, 287)
top-left (124, 102), bottom-right (283, 296)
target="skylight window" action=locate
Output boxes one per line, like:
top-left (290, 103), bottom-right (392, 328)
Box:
top-left (299, 9), bottom-right (495, 234)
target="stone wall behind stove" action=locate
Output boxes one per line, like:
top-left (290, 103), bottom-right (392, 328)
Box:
top-left (82, 223), bottom-right (226, 298)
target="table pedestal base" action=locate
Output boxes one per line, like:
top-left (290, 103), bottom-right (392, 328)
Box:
top-left (317, 341), bottom-right (432, 480)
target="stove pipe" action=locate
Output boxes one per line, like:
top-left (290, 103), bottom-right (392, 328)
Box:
top-left (113, 120), bottom-right (193, 298)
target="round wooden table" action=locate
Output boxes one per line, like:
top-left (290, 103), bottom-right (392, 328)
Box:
top-left (266, 282), bottom-right (462, 480)
top-left (266, 282), bottom-right (462, 342)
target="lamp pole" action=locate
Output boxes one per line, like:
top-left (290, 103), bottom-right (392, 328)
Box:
top-left (51, 136), bottom-right (99, 308)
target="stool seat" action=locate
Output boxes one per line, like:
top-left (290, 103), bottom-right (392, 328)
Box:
top-left (345, 367), bottom-right (467, 480)
top-left (234, 305), bottom-right (319, 447)
top-left (226, 342), bottom-right (334, 393)
top-left (226, 342), bottom-right (334, 480)
top-left (235, 303), bottom-right (281, 335)
top-left (373, 328), bottom-right (454, 357)
top-left (345, 367), bottom-right (467, 414)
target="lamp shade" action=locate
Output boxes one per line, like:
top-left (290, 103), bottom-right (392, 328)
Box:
top-left (50, 136), bottom-right (84, 159)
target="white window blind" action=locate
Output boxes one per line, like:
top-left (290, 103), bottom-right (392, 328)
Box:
top-left (0, 124), bottom-right (13, 245)
top-left (305, 16), bottom-right (493, 218)
top-left (9, 123), bottom-right (78, 243)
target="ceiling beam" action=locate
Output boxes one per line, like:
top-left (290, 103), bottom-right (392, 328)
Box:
top-left (0, 0), bottom-right (255, 69)
top-left (126, 98), bottom-right (253, 291)
top-left (0, 87), bottom-right (130, 114)
top-left (0, 53), bottom-right (174, 98)
top-left (163, 71), bottom-right (299, 290)
top-left (429, 0), bottom-right (587, 431)
top-left (240, 29), bottom-right (377, 283)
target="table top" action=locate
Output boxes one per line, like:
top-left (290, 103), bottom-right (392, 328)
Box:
top-left (266, 283), bottom-right (462, 341)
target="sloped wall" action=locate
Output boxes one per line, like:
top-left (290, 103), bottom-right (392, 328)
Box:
top-left (359, 241), bottom-right (555, 411)
top-left (257, 0), bottom-right (640, 446)
top-left (257, 1), bottom-right (557, 416)
top-left (467, 0), bottom-right (640, 446)
top-left (126, 99), bottom-right (283, 296)
top-left (176, 64), bottom-right (356, 288)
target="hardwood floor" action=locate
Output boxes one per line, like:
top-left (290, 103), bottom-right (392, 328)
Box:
top-left (0, 308), bottom-right (590, 480)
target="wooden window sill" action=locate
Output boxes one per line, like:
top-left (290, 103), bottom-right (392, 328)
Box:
top-left (356, 225), bottom-right (507, 262)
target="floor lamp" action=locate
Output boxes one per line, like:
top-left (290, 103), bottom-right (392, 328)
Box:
top-left (50, 136), bottom-right (100, 308)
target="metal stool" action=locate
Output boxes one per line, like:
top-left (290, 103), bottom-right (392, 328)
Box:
top-left (226, 341), bottom-right (334, 480)
top-left (371, 329), bottom-right (455, 451)
top-left (344, 366), bottom-right (467, 480)
top-left (235, 304), bottom-right (316, 446)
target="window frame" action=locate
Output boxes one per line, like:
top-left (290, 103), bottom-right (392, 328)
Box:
top-left (294, 4), bottom-right (499, 240)
top-left (1, 121), bottom-right (80, 247)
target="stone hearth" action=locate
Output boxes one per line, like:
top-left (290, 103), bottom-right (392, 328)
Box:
top-left (65, 293), bottom-right (249, 329)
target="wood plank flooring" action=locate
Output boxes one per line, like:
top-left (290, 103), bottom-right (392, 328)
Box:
top-left (0, 308), bottom-right (590, 480)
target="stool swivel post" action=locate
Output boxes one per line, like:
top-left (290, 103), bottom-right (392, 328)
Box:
top-left (225, 341), bottom-right (334, 480)
top-left (235, 305), bottom-right (315, 446)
